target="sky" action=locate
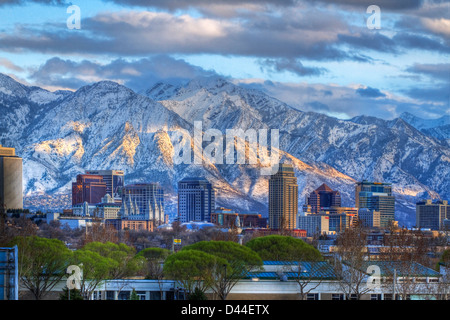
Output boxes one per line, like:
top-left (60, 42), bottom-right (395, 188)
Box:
top-left (0, 0), bottom-right (448, 120)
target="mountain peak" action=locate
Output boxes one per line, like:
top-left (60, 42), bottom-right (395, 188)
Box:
top-left (0, 72), bottom-right (29, 96)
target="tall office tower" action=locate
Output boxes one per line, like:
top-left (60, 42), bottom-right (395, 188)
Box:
top-left (269, 163), bottom-right (298, 230)
top-left (416, 200), bottom-right (449, 230)
top-left (0, 145), bottom-right (23, 210)
top-left (85, 170), bottom-right (124, 200)
top-left (355, 180), bottom-right (395, 228)
top-left (305, 183), bottom-right (341, 213)
top-left (178, 177), bottom-right (215, 223)
top-left (120, 183), bottom-right (164, 224)
top-left (71, 174), bottom-right (107, 206)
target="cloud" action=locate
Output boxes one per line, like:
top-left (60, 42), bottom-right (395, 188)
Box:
top-left (234, 79), bottom-right (448, 120)
top-left (29, 55), bottom-right (218, 91)
top-left (259, 58), bottom-right (327, 77)
top-left (0, 0), bottom-right (66, 6)
top-left (406, 63), bottom-right (450, 82)
top-left (0, 58), bottom-right (24, 72)
top-left (356, 86), bottom-right (386, 98)
top-left (304, 0), bottom-right (424, 10)
top-left (0, 9), bottom-right (356, 61)
top-left (103, 0), bottom-right (424, 12)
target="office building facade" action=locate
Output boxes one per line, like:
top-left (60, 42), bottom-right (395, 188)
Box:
top-left (298, 214), bottom-right (331, 237)
top-left (358, 208), bottom-right (381, 228)
top-left (416, 199), bottom-right (449, 230)
top-left (178, 177), bottom-right (215, 223)
top-left (0, 145), bottom-right (23, 210)
top-left (85, 170), bottom-right (124, 201)
top-left (305, 183), bottom-right (341, 213)
top-left (355, 180), bottom-right (395, 228)
top-left (269, 164), bottom-right (298, 230)
top-left (72, 174), bottom-right (107, 206)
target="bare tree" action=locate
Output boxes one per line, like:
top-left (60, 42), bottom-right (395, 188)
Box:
top-left (284, 261), bottom-right (331, 300)
top-left (332, 223), bottom-right (372, 300)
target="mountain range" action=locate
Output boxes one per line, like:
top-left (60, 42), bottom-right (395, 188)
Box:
top-left (0, 73), bottom-right (448, 227)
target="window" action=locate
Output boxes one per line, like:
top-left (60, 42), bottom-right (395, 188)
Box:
top-left (306, 293), bottom-right (319, 300)
top-left (349, 294), bottom-right (358, 300)
top-left (118, 291), bottom-right (130, 300)
top-left (383, 294), bottom-right (393, 300)
top-left (137, 291), bottom-right (146, 300)
top-left (371, 294), bottom-right (382, 300)
top-left (106, 291), bottom-right (115, 300)
top-left (92, 291), bottom-right (102, 300)
top-left (150, 291), bottom-right (161, 300)
top-left (332, 293), bottom-right (344, 300)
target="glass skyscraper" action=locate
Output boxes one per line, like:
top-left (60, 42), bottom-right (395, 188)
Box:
top-left (355, 180), bottom-right (395, 228)
top-left (178, 177), bottom-right (215, 223)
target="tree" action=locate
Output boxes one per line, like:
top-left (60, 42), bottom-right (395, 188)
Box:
top-left (382, 228), bottom-right (433, 299)
top-left (163, 249), bottom-right (227, 300)
top-left (83, 222), bottom-right (120, 245)
top-left (72, 249), bottom-right (118, 300)
top-left (287, 261), bottom-right (335, 300)
top-left (245, 235), bottom-right (322, 261)
top-left (435, 249), bottom-right (450, 300)
top-left (182, 241), bottom-right (263, 300)
top-left (136, 247), bottom-right (171, 299)
top-left (130, 288), bottom-right (139, 300)
top-left (332, 224), bottom-right (371, 300)
top-left (81, 241), bottom-right (144, 279)
top-left (59, 286), bottom-right (84, 300)
top-left (9, 236), bottom-right (72, 300)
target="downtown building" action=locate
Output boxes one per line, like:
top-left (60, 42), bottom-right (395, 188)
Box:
top-left (177, 177), bottom-right (215, 223)
top-left (304, 183), bottom-right (341, 213)
top-left (268, 164), bottom-right (298, 230)
top-left (300, 183), bottom-right (357, 235)
top-left (0, 145), bottom-right (23, 210)
top-left (85, 170), bottom-right (124, 202)
top-left (355, 180), bottom-right (395, 228)
top-left (71, 174), bottom-right (107, 206)
top-left (416, 199), bottom-right (449, 230)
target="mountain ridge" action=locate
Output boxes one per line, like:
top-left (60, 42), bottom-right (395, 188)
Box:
top-left (1, 74), bottom-right (448, 227)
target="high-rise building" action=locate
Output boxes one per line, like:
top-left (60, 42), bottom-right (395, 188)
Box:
top-left (416, 199), bottom-right (449, 230)
top-left (71, 174), bottom-right (107, 206)
top-left (119, 183), bottom-right (164, 225)
top-left (269, 163), bottom-right (298, 230)
top-left (297, 214), bottom-right (330, 237)
top-left (0, 145), bottom-right (23, 210)
top-left (85, 170), bottom-right (124, 201)
top-left (358, 208), bottom-right (381, 228)
top-left (178, 177), bottom-right (215, 223)
top-left (355, 180), bottom-right (395, 228)
top-left (305, 183), bottom-right (341, 213)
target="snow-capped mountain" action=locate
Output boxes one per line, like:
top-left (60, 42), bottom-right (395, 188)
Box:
top-left (399, 112), bottom-right (449, 143)
top-left (1, 74), bottom-right (449, 227)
